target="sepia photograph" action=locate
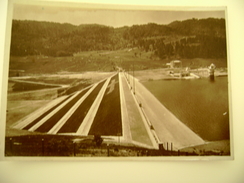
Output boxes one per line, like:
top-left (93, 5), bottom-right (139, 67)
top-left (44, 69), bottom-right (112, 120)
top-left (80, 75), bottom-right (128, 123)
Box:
top-left (2, 0), bottom-right (232, 159)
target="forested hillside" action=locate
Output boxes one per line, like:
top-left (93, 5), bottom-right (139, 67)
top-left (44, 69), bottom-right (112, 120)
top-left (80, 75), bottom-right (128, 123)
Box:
top-left (10, 18), bottom-right (227, 59)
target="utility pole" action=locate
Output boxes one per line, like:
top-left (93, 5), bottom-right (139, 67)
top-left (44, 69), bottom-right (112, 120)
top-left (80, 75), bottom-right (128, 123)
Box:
top-left (10, 138), bottom-right (12, 155)
top-left (42, 139), bottom-right (44, 156)
top-left (117, 132), bottom-right (121, 146)
top-left (133, 62), bottom-right (135, 95)
top-left (73, 142), bottom-right (76, 156)
top-left (128, 69), bottom-right (130, 84)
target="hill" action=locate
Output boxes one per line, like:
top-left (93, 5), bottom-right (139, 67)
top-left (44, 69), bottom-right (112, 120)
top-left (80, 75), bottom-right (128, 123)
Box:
top-left (10, 18), bottom-right (227, 59)
top-left (168, 18), bottom-right (226, 36)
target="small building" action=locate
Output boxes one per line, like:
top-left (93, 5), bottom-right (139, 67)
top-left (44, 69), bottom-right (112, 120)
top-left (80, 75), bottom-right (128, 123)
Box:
top-left (166, 60), bottom-right (182, 69)
top-left (167, 60), bottom-right (182, 75)
top-left (167, 60), bottom-right (191, 78)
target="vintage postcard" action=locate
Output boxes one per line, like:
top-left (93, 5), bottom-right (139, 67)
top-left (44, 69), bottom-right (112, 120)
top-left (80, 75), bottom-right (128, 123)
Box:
top-left (1, 0), bottom-right (232, 160)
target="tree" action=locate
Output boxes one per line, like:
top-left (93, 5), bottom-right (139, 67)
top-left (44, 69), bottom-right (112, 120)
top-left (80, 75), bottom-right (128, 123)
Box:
top-left (93, 135), bottom-right (103, 146)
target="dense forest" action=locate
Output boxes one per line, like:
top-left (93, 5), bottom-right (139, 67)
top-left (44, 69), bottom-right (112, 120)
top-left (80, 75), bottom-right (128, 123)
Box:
top-left (10, 18), bottom-right (227, 59)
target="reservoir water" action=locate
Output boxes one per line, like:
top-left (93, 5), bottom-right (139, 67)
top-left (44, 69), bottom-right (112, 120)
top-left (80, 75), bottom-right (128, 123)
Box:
top-left (142, 77), bottom-right (230, 141)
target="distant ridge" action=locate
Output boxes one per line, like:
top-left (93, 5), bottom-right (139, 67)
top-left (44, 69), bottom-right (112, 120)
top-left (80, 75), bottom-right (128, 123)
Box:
top-left (10, 18), bottom-right (227, 59)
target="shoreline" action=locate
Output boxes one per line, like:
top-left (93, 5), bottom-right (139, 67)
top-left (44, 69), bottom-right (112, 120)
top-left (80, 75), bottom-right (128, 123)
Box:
top-left (134, 68), bottom-right (228, 82)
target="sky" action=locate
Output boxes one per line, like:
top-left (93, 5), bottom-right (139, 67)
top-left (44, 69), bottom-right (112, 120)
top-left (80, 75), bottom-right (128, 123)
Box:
top-left (12, 3), bottom-right (226, 27)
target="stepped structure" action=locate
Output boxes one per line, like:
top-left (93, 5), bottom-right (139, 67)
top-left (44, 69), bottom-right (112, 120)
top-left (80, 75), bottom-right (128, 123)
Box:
top-left (12, 72), bottom-right (205, 150)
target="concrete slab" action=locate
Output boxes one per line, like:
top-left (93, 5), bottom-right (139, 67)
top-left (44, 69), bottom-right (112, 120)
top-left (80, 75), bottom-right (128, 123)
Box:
top-left (27, 90), bottom-right (83, 132)
top-left (76, 76), bottom-right (111, 135)
top-left (12, 95), bottom-right (68, 129)
top-left (120, 73), bottom-right (156, 148)
top-left (48, 83), bottom-right (98, 134)
top-left (118, 72), bottom-right (132, 143)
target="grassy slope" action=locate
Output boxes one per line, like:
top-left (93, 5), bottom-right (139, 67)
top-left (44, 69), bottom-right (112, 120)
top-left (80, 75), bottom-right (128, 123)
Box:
top-left (9, 49), bottom-right (227, 77)
top-left (180, 140), bottom-right (230, 155)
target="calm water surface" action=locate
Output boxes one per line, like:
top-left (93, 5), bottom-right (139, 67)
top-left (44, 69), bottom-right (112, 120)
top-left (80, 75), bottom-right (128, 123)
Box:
top-left (143, 77), bottom-right (230, 141)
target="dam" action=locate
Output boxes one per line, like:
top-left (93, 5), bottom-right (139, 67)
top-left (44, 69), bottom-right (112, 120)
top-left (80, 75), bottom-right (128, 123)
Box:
top-left (12, 72), bottom-right (205, 150)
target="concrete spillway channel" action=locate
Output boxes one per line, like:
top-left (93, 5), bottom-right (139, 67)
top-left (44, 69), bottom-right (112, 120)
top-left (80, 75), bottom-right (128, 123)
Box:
top-left (12, 71), bottom-right (205, 150)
